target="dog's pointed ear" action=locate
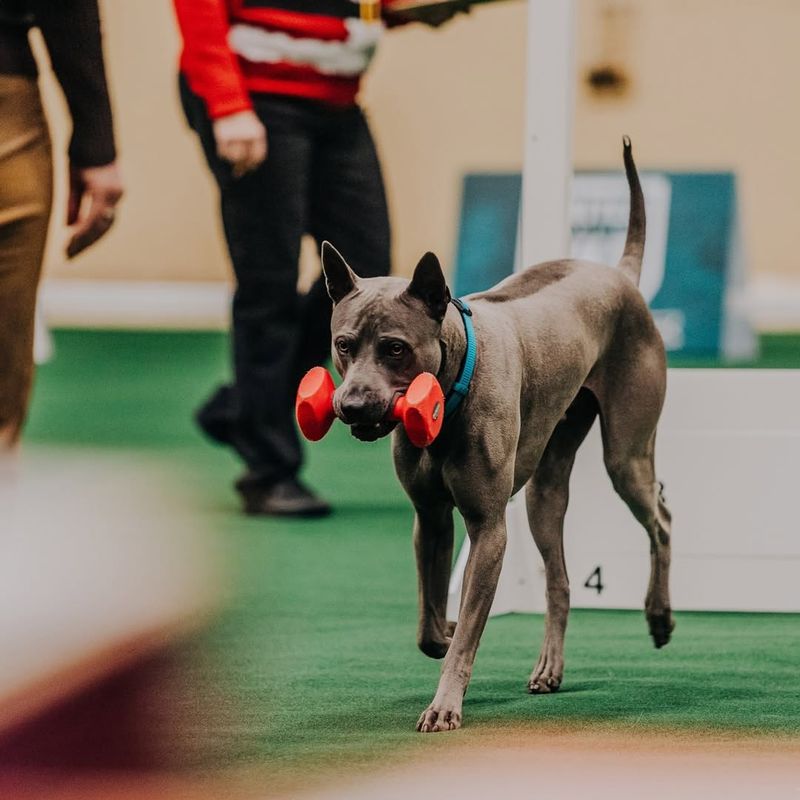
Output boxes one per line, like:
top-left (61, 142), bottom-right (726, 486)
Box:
top-left (321, 241), bottom-right (358, 304)
top-left (406, 252), bottom-right (451, 321)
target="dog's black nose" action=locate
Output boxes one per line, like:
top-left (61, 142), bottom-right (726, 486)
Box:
top-left (338, 396), bottom-right (380, 425)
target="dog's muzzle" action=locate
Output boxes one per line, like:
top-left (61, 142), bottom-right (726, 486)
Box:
top-left (335, 392), bottom-right (395, 441)
top-left (337, 394), bottom-right (399, 441)
top-left (350, 419), bottom-right (399, 441)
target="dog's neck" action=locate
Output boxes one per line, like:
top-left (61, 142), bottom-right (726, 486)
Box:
top-left (436, 301), bottom-right (469, 399)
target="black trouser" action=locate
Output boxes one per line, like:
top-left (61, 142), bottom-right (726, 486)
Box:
top-left (180, 78), bottom-right (391, 484)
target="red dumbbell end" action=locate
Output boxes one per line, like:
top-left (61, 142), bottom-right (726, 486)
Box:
top-left (393, 372), bottom-right (445, 448)
top-left (296, 366), bottom-right (336, 441)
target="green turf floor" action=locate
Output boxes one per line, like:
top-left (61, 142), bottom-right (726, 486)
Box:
top-left (25, 330), bottom-right (800, 777)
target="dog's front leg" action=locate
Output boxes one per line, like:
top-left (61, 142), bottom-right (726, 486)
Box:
top-left (414, 504), bottom-right (455, 659)
top-left (416, 513), bottom-right (506, 733)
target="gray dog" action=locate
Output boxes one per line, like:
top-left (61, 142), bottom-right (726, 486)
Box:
top-left (320, 137), bottom-right (673, 733)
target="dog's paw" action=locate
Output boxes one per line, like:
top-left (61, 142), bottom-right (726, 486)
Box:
top-left (416, 704), bottom-right (462, 734)
top-left (528, 646), bottom-right (563, 694)
top-left (418, 638), bottom-right (451, 659)
top-left (417, 621), bottom-right (456, 660)
top-left (647, 608), bottom-right (675, 649)
top-left (527, 674), bottom-right (561, 694)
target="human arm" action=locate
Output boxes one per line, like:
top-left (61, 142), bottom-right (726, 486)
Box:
top-left (173, 0), bottom-right (266, 175)
top-left (32, 0), bottom-right (123, 257)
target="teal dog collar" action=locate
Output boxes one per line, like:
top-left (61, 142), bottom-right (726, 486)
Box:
top-left (444, 298), bottom-right (476, 416)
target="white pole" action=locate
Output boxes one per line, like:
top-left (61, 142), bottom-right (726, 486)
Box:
top-left (448, 0), bottom-right (576, 620)
top-left (520, 0), bottom-right (576, 268)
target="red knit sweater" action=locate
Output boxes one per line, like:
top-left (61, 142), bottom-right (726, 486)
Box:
top-left (173, 0), bottom-right (401, 118)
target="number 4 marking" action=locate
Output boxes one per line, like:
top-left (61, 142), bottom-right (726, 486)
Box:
top-left (584, 566), bottom-right (604, 595)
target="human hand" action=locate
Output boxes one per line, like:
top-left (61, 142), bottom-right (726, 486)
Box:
top-left (212, 110), bottom-right (267, 177)
top-left (66, 161), bottom-right (124, 259)
top-left (418, 1), bottom-right (468, 26)
top-left (385, 0), bottom-right (470, 28)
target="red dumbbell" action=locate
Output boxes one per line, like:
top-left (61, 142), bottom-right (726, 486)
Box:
top-left (295, 367), bottom-right (445, 448)
top-left (295, 366), bottom-right (336, 441)
top-left (389, 372), bottom-right (444, 447)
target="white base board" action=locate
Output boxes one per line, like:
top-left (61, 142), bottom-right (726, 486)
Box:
top-left (39, 279), bottom-right (232, 330)
top-left (448, 369), bottom-right (800, 618)
top-left (38, 275), bottom-right (800, 331)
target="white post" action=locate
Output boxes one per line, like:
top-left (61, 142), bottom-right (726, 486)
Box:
top-left (520, 0), bottom-right (576, 267)
top-left (447, 0), bottom-right (577, 620)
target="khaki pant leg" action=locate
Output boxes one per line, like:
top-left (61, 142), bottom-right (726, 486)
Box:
top-left (0, 75), bottom-right (53, 445)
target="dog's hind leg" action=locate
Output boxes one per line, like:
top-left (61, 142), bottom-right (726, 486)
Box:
top-left (414, 503), bottom-right (456, 659)
top-left (595, 352), bottom-right (674, 648)
top-left (603, 438), bottom-right (674, 647)
top-left (526, 388), bottom-right (599, 693)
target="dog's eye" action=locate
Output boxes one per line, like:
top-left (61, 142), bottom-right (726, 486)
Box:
top-left (335, 339), bottom-right (350, 356)
top-left (387, 341), bottom-right (406, 358)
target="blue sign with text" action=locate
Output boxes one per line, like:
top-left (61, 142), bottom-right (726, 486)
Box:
top-left (452, 171), bottom-right (752, 359)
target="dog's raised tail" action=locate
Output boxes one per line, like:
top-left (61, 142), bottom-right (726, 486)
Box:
top-left (618, 135), bottom-right (645, 286)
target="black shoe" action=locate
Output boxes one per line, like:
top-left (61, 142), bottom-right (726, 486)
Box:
top-left (235, 475), bottom-right (332, 518)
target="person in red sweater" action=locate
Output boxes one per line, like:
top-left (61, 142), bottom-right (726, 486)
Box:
top-left (173, 0), bottom-right (465, 516)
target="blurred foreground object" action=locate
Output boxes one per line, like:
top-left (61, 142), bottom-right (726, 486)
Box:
top-left (0, 449), bottom-right (226, 798)
top-left (289, 731), bottom-right (800, 800)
